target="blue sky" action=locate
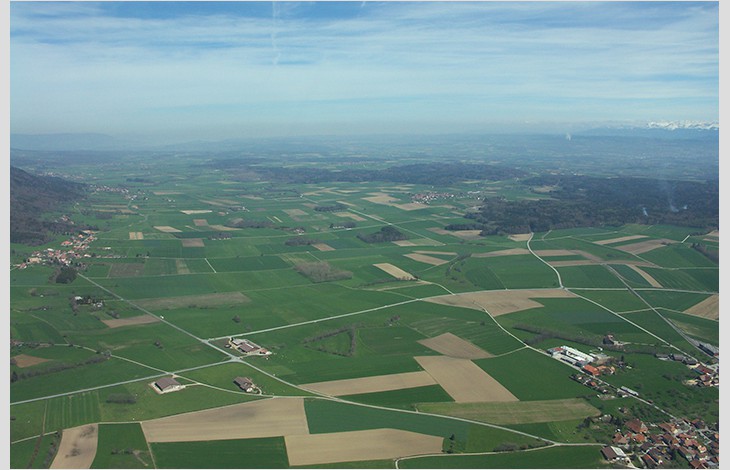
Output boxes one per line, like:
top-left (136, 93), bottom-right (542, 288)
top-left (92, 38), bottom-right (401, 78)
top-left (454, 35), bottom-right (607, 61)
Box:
top-left (10, 1), bottom-right (719, 141)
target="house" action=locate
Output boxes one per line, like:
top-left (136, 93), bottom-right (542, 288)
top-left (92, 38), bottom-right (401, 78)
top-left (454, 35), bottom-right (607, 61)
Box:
top-left (601, 446), bottom-right (626, 461)
top-left (582, 364), bottom-right (600, 376)
top-left (641, 454), bottom-right (658, 468)
top-left (626, 418), bottom-right (648, 434)
top-left (612, 433), bottom-right (629, 446)
top-left (154, 377), bottom-right (183, 394)
top-left (233, 376), bottom-right (256, 392)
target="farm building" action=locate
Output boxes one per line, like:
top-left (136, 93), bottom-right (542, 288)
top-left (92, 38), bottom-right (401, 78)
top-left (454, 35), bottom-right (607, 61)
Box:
top-left (154, 377), bottom-right (184, 394)
top-left (229, 338), bottom-right (271, 356)
top-left (582, 364), bottom-right (600, 376)
top-left (601, 446), bottom-right (627, 461)
top-left (547, 345), bottom-right (594, 366)
top-left (233, 376), bottom-right (256, 392)
top-left (619, 386), bottom-right (639, 397)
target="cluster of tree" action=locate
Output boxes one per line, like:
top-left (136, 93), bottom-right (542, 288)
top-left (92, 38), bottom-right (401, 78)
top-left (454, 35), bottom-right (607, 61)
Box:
top-left (53, 266), bottom-right (78, 284)
top-left (10, 166), bottom-right (89, 245)
top-left (11, 354), bottom-right (108, 383)
top-left (357, 226), bottom-right (406, 243)
top-left (469, 175), bottom-right (718, 234)
top-left (41, 432), bottom-right (62, 468)
top-left (106, 393), bottom-right (137, 404)
top-left (79, 209), bottom-right (114, 220)
top-left (285, 237), bottom-right (321, 246)
top-left (302, 326), bottom-right (357, 357)
top-left (691, 243), bottom-right (719, 263)
top-left (294, 262), bottom-right (352, 283)
top-left (330, 221), bottom-right (357, 229)
top-left (314, 203), bottom-right (347, 212)
top-left (444, 223), bottom-right (484, 231)
top-left (224, 218), bottom-right (274, 229)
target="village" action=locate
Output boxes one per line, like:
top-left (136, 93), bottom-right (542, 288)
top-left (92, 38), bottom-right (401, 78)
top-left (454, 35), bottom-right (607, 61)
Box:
top-left (15, 229), bottom-right (99, 270)
top-left (546, 342), bottom-right (719, 468)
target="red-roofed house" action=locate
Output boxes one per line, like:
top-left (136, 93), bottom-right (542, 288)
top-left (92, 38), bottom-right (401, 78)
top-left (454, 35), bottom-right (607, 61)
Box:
top-left (626, 418), bottom-right (648, 434)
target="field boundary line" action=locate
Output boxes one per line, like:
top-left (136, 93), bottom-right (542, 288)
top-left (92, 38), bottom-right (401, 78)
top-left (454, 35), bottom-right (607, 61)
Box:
top-left (215, 298), bottom-right (421, 340)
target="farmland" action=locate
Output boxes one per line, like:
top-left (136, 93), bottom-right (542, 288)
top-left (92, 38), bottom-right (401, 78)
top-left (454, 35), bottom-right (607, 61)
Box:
top-left (9, 147), bottom-right (719, 469)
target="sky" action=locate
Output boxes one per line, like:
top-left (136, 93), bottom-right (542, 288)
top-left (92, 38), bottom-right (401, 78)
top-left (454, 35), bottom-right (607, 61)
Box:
top-left (9, 1), bottom-right (720, 142)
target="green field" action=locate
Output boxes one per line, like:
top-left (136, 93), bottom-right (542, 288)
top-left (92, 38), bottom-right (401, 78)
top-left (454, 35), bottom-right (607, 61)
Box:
top-left (151, 437), bottom-right (290, 468)
top-left (9, 146), bottom-right (719, 469)
top-left (91, 423), bottom-right (151, 469)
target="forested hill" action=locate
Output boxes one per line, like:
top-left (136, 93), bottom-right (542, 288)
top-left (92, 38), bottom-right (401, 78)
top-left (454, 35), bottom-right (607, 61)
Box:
top-left (468, 175), bottom-right (719, 235)
top-left (10, 166), bottom-right (88, 245)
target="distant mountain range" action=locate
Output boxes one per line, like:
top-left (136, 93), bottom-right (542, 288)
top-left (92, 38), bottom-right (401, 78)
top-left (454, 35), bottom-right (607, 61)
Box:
top-left (10, 121), bottom-right (720, 152)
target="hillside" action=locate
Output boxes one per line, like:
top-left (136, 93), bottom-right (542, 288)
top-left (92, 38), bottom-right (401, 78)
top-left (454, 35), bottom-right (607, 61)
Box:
top-left (10, 166), bottom-right (88, 245)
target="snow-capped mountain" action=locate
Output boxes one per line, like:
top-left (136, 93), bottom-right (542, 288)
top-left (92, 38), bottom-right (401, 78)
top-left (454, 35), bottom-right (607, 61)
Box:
top-left (645, 120), bottom-right (719, 131)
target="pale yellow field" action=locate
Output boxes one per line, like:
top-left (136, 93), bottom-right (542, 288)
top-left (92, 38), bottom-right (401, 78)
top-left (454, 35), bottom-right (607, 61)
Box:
top-left (284, 208), bottom-right (308, 216)
top-left (300, 371), bottom-right (437, 396)
top-left (12, 354), bottom-right (50, 368)
top-left (684, 294), bottom-right (719, 320)
top-left (508, 233), bottom-right (532, 242)
top-left (533, 250), bottom-right (576, 257)
top-left (438, 229), bottom-right (483, 240)
top-left (373, 263), bottom-right (416, 280)
top-left (50, 424), bottom-right (98, 469)
top-left (362, 193), bottom-right (427, 211)
top-left (392, 238), bottom-right (440, 247)
top-left (627, 264), bottom-right (662, 288)
top-left (404, 253), bottom-right (449, 266)
top-left (101, 315), bottom-right (161, 329)
top-left (181, 238), bottom-right (205, 247)
top-left (418, 333), bottom-right (492, 359)
top-left (285, 429), bottom-right (443, 466)
top-left (141, 398), bottom-right (309, 443)
top-left (472, 248), bottom-right (530, 258)
top-left (425, 289), bottom-right (576, 316)
top-left (416, 250), bottom-right (457, 256)
top-left (312, 243), bottom-right (335, 252)
top-left (615, 239), bottom-right (675, 254)
top-left (180, 210), bottom-right (213, 215)
top-left (207, 224), bottom-right (239, 231)
top-left (334, 211), bottom-right (366, 221)
top-left (153, 226), bottom-right (182, 233)
top-left (594, 234), bottom-right (648, 245)
top-left (415, 356), bottom-right (518, 403)
top-left (547, 260), bottom-right (596, 267)
top-left (175, 259), bottom-right (190, 275)
top-left (128, 232), bottom-right (143, 240)
top-left (192, 219), bottom-right (209, 226)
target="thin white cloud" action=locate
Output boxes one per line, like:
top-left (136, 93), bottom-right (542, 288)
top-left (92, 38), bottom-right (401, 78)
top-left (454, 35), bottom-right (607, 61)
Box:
top-left (9, 1), bottom-right (718, 138)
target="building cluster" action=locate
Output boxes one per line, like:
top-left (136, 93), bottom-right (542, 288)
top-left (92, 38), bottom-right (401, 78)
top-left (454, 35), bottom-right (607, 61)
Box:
top-left (656, 352), bottom-right (720, 389)
top-left (233, 376), bottom-right (259, 393)
top-left (410, 192), bottom-right (455, 204)
top-left (605, 417), bottom-right (719, 468)
top-left (548, 345), bottom-right (595, 367)
top-left (17, 230), bottom-right (97, 269)
top-left (227, 338), bottom-right (271, 356)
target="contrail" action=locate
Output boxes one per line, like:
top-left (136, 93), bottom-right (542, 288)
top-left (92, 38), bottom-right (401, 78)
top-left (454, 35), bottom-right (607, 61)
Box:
top-left (271, 1), bottom-right (281, 66)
